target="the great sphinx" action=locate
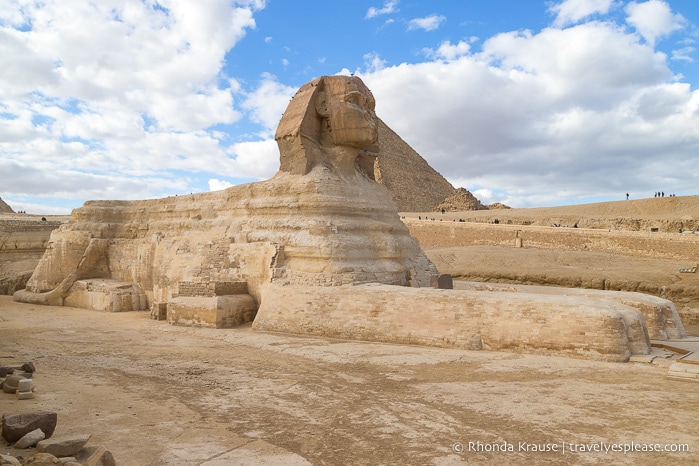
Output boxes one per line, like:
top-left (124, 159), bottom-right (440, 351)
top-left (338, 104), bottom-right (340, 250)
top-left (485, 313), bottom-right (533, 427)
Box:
top-left (15, 75), bottom-right (686, 361)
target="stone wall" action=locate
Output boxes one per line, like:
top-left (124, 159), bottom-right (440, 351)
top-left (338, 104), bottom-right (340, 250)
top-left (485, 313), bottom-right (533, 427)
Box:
top-left (406, 220), bottom-right (699, 261)
top-left (0, 219), bottom-right (64, 294)
top-left (422, 196), bottom-right (699, 233)
top-left (177, 281), bottom-right (248, 297)
top-left (0, 219), bottom-right (61, 260)
top-left (168, 295), bottom-right (258, 328)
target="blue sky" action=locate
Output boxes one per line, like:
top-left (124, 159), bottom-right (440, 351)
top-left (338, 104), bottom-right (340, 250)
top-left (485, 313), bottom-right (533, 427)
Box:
top-left (2, 0), bottom-right (699, 214)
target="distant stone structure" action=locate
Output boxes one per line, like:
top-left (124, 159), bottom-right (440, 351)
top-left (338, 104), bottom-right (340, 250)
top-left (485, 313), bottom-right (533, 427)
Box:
top-left (14, 76), bottom-right (686, 361)
top-left (486, 202), bottom-right (511, 210)
top-left (436, 187), bottom-right (487, 212)
top-left (374, 121), bottom-right (456, 211)
top-left (371, 127), bottom-right (490, 212)
top-left (0, 197), bottom-right (14, 214)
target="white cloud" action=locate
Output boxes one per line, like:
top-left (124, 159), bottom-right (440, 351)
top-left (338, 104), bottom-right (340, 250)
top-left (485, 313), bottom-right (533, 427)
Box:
top-left (363, 52), bottom-right (387, 73)
top-left (359, 19), bottom-right (698, 207)
top-left (480, 23), bottom-right (670, 109)
top-left (208, 179), bottom-right (234, 191)
top-left (2, 0), bottom-right (698, 213)
top-left (424, 40), bottom-right (471, 60)
top-left (0, 157), bottom-right (189, 200)
top-left (407, 14), bottom-right (445, 32)
top-left (625, 0), bottom-right (685, 46)
top-left (241, 74), bottom-right (297, 138)
top-left (365, 1), bottom-right (399, 20)
top-left (671, 46), bottom-right (695, 62)
top-left (472, 188), bottom-right (494, 205)
top-left (226, 139), bottom-right (280, 179)
top-left (549, 0), bottom-right (614, 28)
top-left (0, 0), bottom-right (265, 211)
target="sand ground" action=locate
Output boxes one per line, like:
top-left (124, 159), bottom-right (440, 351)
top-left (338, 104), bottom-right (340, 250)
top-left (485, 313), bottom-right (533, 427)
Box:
top-left (0, 296), bottom-right (697, 466)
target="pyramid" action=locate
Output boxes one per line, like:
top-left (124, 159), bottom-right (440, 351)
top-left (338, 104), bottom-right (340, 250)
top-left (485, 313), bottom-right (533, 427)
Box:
top-left (375, 119), bottom-right (457, 212)
top-left (436, 188), bottom-right (487, 212)
top-left (0, 197), bottom-right (14, 214)
top-left (487, 202), bottom-right (511, 210)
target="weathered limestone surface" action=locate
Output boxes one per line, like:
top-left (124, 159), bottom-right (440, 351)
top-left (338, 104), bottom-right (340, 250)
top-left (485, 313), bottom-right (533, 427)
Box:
top-left (14, 168), bottom-right (435, 325)
top-left (454, 282), bottom-right (686, 340)
top-left (12, 75), bottom-right (687, 360)
top-left (253, 283), bottom-right (651, 362)
top-left (64, 279), bottom-right (147, 312)
top-left (0, 218), bottom-right (63, 294)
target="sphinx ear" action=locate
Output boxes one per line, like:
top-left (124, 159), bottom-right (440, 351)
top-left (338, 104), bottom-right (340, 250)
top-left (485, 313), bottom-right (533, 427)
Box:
top-left (315, 91), bottom-right (329, 117)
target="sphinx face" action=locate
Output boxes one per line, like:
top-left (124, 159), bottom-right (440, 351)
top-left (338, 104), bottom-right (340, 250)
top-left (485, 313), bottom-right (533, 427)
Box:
top-left (322, 78), bottom-right (379, 148)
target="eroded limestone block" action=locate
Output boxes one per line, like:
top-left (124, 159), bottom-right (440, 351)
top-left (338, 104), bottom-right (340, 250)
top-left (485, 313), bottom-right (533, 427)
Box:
top-left (63, 279), bottom-right (147, 312)
top-left (668, 362), bottom-right (699, 380)
top-left (150, 302), bottom-right (167, 320)
top-left (17, 378), bottom-right (33, 392)
top-left (168, 294), bottom-right (257, 328)
top-left (430, 274), bottom-right (453, 289)
top-left (17, 390), bottom-right (35, 400)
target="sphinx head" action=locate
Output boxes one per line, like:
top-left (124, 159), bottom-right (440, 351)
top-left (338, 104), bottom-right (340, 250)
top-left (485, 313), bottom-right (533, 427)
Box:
top-left (315, 76), bottom-right (378, 148)
top-left (275, 76), bottom-right (379, 177)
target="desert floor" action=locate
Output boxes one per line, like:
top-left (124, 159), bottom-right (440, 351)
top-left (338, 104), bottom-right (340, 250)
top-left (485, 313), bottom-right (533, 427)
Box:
top-left (1, 296), bottom-right (697, 466)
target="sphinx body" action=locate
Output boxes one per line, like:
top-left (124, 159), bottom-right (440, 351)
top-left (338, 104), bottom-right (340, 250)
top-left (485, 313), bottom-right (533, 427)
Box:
top-left (15, 76), bottom-right (685, 361)
top-left (15, 76), bottom-right (436, 322)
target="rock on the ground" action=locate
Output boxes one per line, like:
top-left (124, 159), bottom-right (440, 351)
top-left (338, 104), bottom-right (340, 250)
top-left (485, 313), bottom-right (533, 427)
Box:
top-left (14, 428), bottom-right (46, 449)
top-left (2, 374), bottom-right (22, 393)
top-left (1, 412), bottom-right (57, 443)
top-left (75, 446), bottom-right (116, 466)
top-left (37, 435), bottom-right (91, 458)
top-left (21, 362), bottom-right (36, 373)
top-left (0, 454), bottom-right (21, 466)
top-left (23, 453), bottom-right (60, 465)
